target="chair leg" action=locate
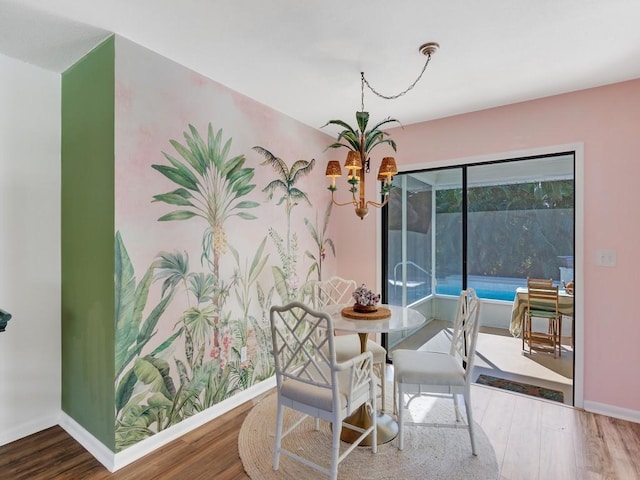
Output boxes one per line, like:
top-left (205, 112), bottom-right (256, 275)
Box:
top-left (273, 402), bottom-right (284, 470)
top-left (571, 315), bottom-right (574, 349)
top-left (370, 393), bottom-right (378, 453)
top-left (398, 384), bottom-right (404, 451)
top-left (558, 316), bottom-right (562, 357)
top-left (523, 313), bottom-right (532, 355)
top-left (393, 375), bottom-right (398, 416)
top-left (330, 420), bottom-right (341, 480)
top-left (453, 393), bottom-right (462, 423)
top-left (463, 389), bottom-right (477, 456)
top-left (379, 361), bottom-right (386, 413)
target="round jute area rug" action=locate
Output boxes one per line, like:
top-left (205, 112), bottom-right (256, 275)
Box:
top-left (238, 393), bottom-right (498, 480)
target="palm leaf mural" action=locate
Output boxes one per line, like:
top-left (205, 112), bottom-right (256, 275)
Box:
top-left (187, 272), bottom-right (217, 304)
top-left (152, 124), bottom-right (259, 277)
top-left (254, 146), bottom-right (315, 302)
top-left (253, 147), bottom-right (314, 217)
top-left (182, 304), bottom-right (217, 348)
top-left (153, 250), bottom-right (190, 299)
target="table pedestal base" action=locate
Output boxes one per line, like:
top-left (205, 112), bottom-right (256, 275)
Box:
top-left (340, 406), bottom-right (398, 445)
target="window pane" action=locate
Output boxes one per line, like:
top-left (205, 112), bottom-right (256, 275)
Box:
top-left (434, 170), bottom-right (463, 297)
top-left (387, 174), bottom-right (434, 306)
top-left (466, 156), bottom-right (574, 300)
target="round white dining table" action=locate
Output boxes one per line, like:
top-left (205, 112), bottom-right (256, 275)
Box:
top-left (323, 303), bottom-right (427, 445)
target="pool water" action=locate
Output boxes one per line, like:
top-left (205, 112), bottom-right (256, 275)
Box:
top-left (388, 276), bottom-right (558, 303)
top-left (436, 284), bottom-right (519, 302)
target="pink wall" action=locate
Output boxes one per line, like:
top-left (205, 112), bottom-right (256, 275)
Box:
top-left (335, 79), bottom-right (640, 412)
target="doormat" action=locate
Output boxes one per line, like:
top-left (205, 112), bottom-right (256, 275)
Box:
top-left (475, 374), bottom-right (564, 403)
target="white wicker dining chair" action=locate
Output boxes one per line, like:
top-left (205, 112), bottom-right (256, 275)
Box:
top-left (269, 302), bottom-right (377, 480)
top-left (393, 288), bottom-right (482, 453)
top-left (310, 276), bottom-right (389, 412)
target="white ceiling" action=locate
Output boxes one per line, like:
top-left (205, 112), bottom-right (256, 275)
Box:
top-left (2, 0), bottom-right (640, 130)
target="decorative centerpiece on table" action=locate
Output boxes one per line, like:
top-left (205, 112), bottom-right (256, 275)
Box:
top-left (341, 285), bottom-right (390, 320)
top-left (352, 284), bottom-right (381, 313)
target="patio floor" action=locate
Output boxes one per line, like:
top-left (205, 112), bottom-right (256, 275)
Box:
top-left (389, 319), bottom-right (574, 405)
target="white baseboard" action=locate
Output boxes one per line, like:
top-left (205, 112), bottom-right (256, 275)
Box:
top-left (59, 412), bottom-right (115, 471)
top-left (583, 400), bottom-right (640, 424)
top-left (60, 377), bottom-right (276, 472)
top-left (0, 414), bottom-right (59, 447)
top-left (113, 377), bottom-right (276, 471)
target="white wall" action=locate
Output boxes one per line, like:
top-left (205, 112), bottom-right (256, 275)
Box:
top-left (0, 53), bottom-right (61, 445)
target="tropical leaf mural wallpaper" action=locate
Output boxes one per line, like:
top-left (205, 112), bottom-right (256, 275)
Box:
top-left (114, 125), bottom-right (267, 450)
top-left (253, 146), bottom-right (316, 303)
top-left (114, 38), bottom-right (334, 452)
top-left (151, 124), bottom-right (258, 363)
top-left (304, 202), bottom-right (336, 282)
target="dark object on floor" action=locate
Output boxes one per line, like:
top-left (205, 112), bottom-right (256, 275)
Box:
top-left (475, 374), bottom-right (564, 403)
top-left (0, 309), bottom-right (12, 332)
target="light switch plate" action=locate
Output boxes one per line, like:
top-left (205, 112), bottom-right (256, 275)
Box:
top-left (596, 248), bottom-right (616, 267)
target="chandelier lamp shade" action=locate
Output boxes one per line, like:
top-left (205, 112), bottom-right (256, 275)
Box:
top-left (323, 42), bottom-right (438, 219)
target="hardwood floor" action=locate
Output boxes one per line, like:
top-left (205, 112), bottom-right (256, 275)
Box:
top-left (2, 386), bottom-right (639, 479)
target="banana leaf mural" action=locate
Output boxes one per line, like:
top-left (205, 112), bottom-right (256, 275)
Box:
top-left (114, 234), bottom-right (253, 450)
top-left (229, 237), bottom-right (274, 384)
top-left (115, 231), bottom-right (180, 450)
top-left (304, 201), bottom-right (335, 281)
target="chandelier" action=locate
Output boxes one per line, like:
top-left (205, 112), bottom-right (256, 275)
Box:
top-left (324, 42), bottom-right (439, 219)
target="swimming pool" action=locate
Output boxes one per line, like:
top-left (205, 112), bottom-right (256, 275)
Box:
top-left (387, 275), bottom-right (560, 303)
top-left (436, 284), bottom-right (519, 301)
top-left (436, 275), bottom-right (531, 302)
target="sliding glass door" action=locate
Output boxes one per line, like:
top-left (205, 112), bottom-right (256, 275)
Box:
top-left (464, 157), bottom-right (574, 297)
top-left (383, 153), bottom-right (574, 348)
top-left (385, 174), bottom-right (433, 306)
top-left (383, 168), bottom-right (463, 346)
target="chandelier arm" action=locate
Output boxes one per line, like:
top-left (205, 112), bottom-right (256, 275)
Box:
top-left (365, 197), bottom-right (390, 209)
top-left (330, 191), bottom-right (359, 208)
top-left (362, 53), bottom-right (433, 101)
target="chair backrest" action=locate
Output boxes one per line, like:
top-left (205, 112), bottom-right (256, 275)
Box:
top-left (269, 301), bottom-right (337, 395)
top-left (527, 278), bottom-right (559, 314)
top-left (312, 276), bottom-right (357, 308)
top-left (449, 289), bottom-right (482, 377)
top-left (527, 277), bottom-right (553, 288)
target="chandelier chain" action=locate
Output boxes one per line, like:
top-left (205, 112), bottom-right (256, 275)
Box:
top-left (361, 53), bottom-right (433, 109)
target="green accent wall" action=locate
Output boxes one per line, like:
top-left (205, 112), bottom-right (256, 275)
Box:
top-left (61, 35), bottom-right (116, 450)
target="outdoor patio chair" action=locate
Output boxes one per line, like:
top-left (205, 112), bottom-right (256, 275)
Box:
top-left (527, 277), bottom-right (554, 288)
top-left (523, 277), bottom-right (562, 357)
